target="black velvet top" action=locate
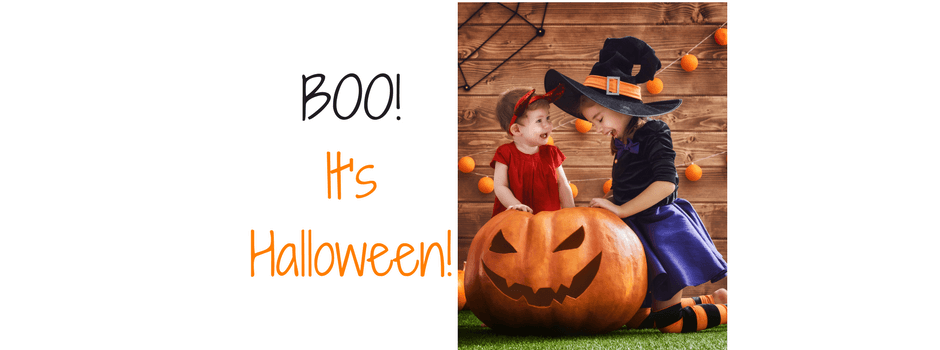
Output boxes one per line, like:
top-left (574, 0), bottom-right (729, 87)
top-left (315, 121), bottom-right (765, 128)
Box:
top-left (610, 119), bottom-right (679, 213)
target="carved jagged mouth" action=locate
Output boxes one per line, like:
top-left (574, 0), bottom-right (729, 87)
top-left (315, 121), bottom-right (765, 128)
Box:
top-left (481, 253), bottom-right (602, 307)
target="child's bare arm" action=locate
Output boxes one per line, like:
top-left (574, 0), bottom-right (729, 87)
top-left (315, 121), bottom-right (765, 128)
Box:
top-left (493, 162), bottom-right (532, 213)
top-left (589, 181), bottom-right (675, 218)
top-left (555, 165), bottom-right (575, 209)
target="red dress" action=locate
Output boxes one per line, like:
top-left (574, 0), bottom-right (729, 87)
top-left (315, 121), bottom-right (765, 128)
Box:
top-left (489, 143), bottom-right (566, 217)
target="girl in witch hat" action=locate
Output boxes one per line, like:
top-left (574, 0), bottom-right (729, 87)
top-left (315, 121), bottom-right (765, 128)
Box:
top-left (489, 85), bottom-right (575, 217)
top-left (545, 36), bottom-right (728, 333)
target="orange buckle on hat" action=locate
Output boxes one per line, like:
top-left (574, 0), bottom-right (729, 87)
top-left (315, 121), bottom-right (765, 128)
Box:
top-left (583, 75), bottom-right (642, 101)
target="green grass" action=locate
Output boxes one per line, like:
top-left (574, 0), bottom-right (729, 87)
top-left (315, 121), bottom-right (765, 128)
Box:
top-left (458, 310), bottom-right (726, 350)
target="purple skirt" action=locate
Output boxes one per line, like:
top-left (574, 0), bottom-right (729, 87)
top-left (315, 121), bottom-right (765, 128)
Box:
top-left (625, 198), bottom-right (727, 307)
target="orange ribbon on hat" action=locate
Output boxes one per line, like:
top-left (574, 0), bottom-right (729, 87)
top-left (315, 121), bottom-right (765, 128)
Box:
top-left (583, 75), bottom-right (642, 101)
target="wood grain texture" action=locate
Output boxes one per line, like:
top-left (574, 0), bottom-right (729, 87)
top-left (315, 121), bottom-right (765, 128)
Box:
top-left (459, 95), bottom-right (727, 132)
top-left (459, 24), bottom-right (728, 61)
top-left (459, 167), bottom-right (725, 212)
top-left (459, 60), bottom-right (727, 95)
top-left (458, 131), bottom-right (727, 167)
top-left (458, 2), bottom-right (728, 26)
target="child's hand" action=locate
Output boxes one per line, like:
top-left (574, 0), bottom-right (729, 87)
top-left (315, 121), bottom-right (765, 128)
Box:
top-left (507, 204), bottom-right (533, 213)
top-left (589, 198), bottom-right (617, 214)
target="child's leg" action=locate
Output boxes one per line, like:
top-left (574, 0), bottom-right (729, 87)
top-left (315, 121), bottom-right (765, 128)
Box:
top-left (649, 291), bottom-right (728, 333)
top-left (653, 302), bottom-right (728, 333)
top-left (625, 289), bottom-right (727, 329)
top-left (684, 288), bottom-right (727, 305)
top-left (650, 290), bottom-right (727, 333)
top-left (713, 287), bottom-right (728, 304)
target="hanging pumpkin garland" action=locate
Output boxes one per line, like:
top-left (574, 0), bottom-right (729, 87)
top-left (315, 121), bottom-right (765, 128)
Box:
top-left (458, 156), bottom-right (476, 173)
top-left (715, 27), bottom-right (728, 46)
top-left (646, 77), bottom-right (664, 95)
top-left (478, 176), bottom-right (494, 194)
top-left (680, 54), bottom-right (698, 72)
top-left (685, 164), bottom-right (703, 181)
top-left (460, 22), bottom-right (726, 197)
top-left (575, 119), bottom-right (593, 133)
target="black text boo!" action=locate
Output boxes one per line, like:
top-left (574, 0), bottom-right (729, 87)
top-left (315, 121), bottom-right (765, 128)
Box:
top-left (302, 73), bottom-right (400, 121)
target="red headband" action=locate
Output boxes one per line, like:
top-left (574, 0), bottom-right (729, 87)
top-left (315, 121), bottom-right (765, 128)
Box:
top-left (510, 84), bottom-right (565, 131)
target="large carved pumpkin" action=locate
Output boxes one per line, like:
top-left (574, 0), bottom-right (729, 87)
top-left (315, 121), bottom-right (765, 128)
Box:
top-left (464, 207), bottom-right (647, 335)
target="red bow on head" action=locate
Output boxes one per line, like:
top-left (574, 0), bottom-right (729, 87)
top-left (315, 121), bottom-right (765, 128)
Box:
top-left (510, 84), bottom-right (565, 129)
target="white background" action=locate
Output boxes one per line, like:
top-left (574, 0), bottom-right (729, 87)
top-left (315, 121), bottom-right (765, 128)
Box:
top-left (4, 1), bottom-right (940, 349)
top-left (3, 1), bottom-right (456, 348)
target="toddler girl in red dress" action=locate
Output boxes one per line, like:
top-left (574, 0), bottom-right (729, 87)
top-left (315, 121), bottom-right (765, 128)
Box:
top-left (489, 86), bottom-right (575, 217)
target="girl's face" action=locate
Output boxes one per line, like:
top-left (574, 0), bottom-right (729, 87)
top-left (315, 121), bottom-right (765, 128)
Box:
top-left (513, 106), bottom-right (553, 147)
top-left (581, 102), bottom-right (630, 139)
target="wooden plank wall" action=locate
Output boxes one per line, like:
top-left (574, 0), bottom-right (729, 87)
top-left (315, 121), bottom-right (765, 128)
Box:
top-left (457, 3), bottom-right (727, 298)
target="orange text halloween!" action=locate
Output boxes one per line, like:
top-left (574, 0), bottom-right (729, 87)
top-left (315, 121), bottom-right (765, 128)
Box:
top-left (302, 73), bottom-right (401, 121)
top-left (250, 230), bottom-right (453, 277)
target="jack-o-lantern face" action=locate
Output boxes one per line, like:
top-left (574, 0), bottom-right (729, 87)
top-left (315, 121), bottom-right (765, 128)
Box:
top-left (464, 207), bottom-right (647, 335)
top-left (481, 227), bottom-right (601, 307)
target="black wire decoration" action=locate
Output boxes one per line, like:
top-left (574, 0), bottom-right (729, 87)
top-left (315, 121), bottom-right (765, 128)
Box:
top-left (458, 3), bottom-right (548, 91)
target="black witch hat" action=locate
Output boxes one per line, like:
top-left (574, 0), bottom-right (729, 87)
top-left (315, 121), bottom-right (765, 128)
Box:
top-left (544, 36), bottom-right (681, 120)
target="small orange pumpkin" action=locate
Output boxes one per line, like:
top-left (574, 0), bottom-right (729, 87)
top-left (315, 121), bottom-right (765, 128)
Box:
top-left (458, 270), bottom-right (467, 310)
top-left (715, 27), bottom-right (728, 46)
top-left (458, 156), bottom-right (475, 173)
top-left (464, 207), bottom-right (647, 335)
top-left (478, 177), bottom-right (494, 194)
top-left (646, 77), bottom-right (663, 95)
top-left (685, 164), bottom-right (702, 181)
top-left (575, 119), bottom-right (593, 133)
top-left (681, 54), bottom-right (698, 72)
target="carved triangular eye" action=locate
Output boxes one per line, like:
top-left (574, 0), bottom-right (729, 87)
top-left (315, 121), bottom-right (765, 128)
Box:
top-left (489, 230), bottom-right (517, 253)
top-left (553, 227), bottom-right (585, 252)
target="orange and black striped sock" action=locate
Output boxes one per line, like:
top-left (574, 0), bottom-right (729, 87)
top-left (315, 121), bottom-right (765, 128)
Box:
top-left (626, 296), bottom-right (717, 329)
top-left (652, 302), bottom-right (727, 333)
top-left (688, 295), bottom-right (715, 305)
